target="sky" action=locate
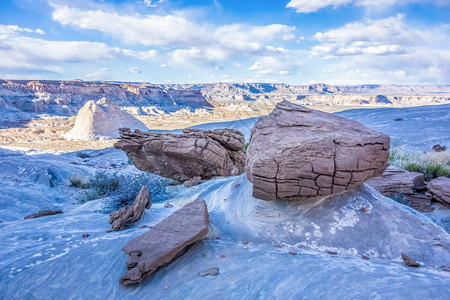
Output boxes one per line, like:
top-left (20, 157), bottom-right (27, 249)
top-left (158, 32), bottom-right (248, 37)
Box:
top-left (0, 0), bottom-right (449, 85)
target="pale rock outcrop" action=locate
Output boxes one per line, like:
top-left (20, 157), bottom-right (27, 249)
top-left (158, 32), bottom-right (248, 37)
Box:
top-left (366, 167), bottom-right (432, 212)
top-left (109, 186), bottom-right (151, 231)
top-left (63, 98), bottom-right (148, 140)
top-left (120, 199), bottom-right (209, 286)
top-left (184, 176), bottom-right (202, 187)
top-left (246, 100), bottom-right (390, 201)
top-left (115, 128), bottom-right (246, 182)
top-left (24, 209), bottom-right (63, 219)
top-left (427, 177), bottom-right (450, 205)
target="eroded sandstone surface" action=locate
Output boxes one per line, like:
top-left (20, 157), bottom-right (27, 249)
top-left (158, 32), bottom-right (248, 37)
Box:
top-left (115, 128), bottom-right (246, 182)
top-left (427, 177), bottom-right (450, 205)
top-left (246, 100), bottom-right (390, 201)
top-left (120, 199), bottom-right (209, 286)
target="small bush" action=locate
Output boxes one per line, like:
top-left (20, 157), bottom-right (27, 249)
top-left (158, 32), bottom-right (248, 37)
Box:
top-left (69, 175), bottom-right (86, 188)
top-left (78, 171), bottom-right (171, 212)
top-left (404, 163), bottom-right (422, 173)
top-left (424, 163), bottom-right (450, 181)
top-left (243, 142), bottom-right (249, 152)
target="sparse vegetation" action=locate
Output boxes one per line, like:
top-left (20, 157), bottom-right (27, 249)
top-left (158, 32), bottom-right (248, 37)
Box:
top-left (389, 145), bottom-right (450, 181)
top-left (78, 171), bottom-right (171, 212)
top-left (69, 174), bottom-right (86, 188)
top-left (243, 142), bottom-right (249, 152)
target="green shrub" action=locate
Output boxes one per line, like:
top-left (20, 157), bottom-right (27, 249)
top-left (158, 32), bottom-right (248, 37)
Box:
top-left (424, 163), bottom-right (450, 181)
top-left (404, 163), bottom-right (422, 173)
top-left (243, 142), bottom-right (249, 152)
top-left (69, 175), bottom-right (86, 188)
top-left (78, 171), bottom-right (171, 212)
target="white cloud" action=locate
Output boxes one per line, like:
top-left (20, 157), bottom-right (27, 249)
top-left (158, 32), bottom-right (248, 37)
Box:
top-left (0, 24), bottom-right (45, 35)
top-left (0, 26), bottom-right (158, 74)
top-left (286, 0), bottom-right (353, 13)
top-left (310, 15), bottom-right (450, 84)
top-left (82, 68), bottom-right (111, 81)
top-left (143, 0), bottom-right (166, 7)
top-left (287, 0), bottom-right (449, 13)
top-left (248, 54), bottom-right (303, 77)
top-left (127, 67), bottom-right (142, 74)
top-left (51, 5), bottom-right (296, 67)
top-left (160, 63), bottom-right (168, 68)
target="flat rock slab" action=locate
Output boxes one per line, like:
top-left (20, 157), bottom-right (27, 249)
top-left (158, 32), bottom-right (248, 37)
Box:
top-left (366, 167), bottom-right (432, 212)
top-left (427, 177), bottom-right (450, 205)
top-left (24, 209), bottom-right (62, 219)
top-left (246, 100), bottom-right (390, 201)
top-left (120, 199), bottom-right (209, 286)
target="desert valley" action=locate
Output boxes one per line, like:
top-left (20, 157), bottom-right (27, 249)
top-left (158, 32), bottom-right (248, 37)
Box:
top-left (1, 79), bottom-right (449, 298)
top-left (1, 0), bottom-right (450, 299)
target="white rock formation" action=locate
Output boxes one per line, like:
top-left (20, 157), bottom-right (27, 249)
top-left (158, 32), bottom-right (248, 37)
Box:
top-left (63, 98), bottom-right (148, 140)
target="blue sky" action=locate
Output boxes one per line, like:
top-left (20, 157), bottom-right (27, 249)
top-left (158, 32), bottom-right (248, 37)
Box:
top-left (0, 0), bottom-right (449, 84)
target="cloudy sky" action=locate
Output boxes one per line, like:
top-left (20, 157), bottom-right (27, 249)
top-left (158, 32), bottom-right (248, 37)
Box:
top-left (0, 0), bottom-right (449, 84)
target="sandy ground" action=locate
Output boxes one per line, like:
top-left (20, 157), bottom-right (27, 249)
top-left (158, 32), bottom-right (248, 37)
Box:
top-left (0, 103), bottom-right (389, 152)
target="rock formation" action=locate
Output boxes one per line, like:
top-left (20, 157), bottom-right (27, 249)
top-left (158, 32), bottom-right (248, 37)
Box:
top-left (184, 176), bottom-right (202, 187)
top-left (63, 98), bottom-right (148, 140)
top-left (366, 167), bottom-right (432, 212)
top-left (24, 209), bottom-right (62, 219)
top-left (245, 100), bottom-right (390, 201)
top-left (120, 199), bottom-right (209, 286)
top-left (427, 177), bottom-right (450, 205)
top-left (109, 186), bottom-right (151, 231)
top-left (115, 128), bottom-right (246, 182)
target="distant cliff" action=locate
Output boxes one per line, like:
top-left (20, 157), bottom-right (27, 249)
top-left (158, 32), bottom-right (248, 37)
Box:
top-left (0, 80), bottom-right (212, 115)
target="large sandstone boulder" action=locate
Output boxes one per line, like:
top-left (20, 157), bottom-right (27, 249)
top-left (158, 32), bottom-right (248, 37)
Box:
top-left (109, 186), bottom-right (151, 231)
top-left (366, 167), bottom-right (432, 212)
top-left (120, 199), bottom-right (209, 286)
top-left (63, 98), bottom-right (148, 140)
top-left (427, 177), bottom-right (450, 205)
top-left (246, 100), bottom-right (390, 201)
top-left (115, 128), bottom-right (246, 182)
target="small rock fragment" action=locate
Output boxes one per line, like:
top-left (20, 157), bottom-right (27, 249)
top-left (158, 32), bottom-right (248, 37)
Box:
top-left (164, 202), bottom-right (173, 208)
top-left (243, 241), bottom-right (249, 245)
top-left (394, 118), bottom-right (403, 121)
top-left (361, 207), bottom-right (369, 213)
top-left (200, 268), bottom-right (219, 277)
top-left (163, 285), bottom-right (169, 290)
top-left (289, 251), bottom-right (297, 255)
top-left (82, 233), bottom-right (89, 238)
top-left (106, 230), bottom-right (112, 233)
top-left (401, 253), bottom-right (420, 267)
top-left (24, 209), bottom-right (63, 219)
top-left (362, 255), bottom-right (370, 260)
top-left (443, 268), bottom-right (450, 272)
top-left (234, 183), bottom-right (240, 188)
top-left (432, 144), bottom-right (446, 152)
top-left (220, 255), bottom-right (226, 258)
top-left (327, 250), bottom-right (337, 255)
top-left (183, 176), bottom-right (202, 187)
top-left (216, 236), bottom-right (222, 240)
top-left (275, 244), bottom-right (281, 248)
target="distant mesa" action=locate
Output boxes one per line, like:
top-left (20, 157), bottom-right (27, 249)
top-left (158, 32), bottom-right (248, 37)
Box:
top-left (63, 98), bottom-right (148, 141)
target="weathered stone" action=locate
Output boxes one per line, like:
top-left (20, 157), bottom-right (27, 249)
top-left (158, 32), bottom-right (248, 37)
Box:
top-left (115, 128), bottom-right (246, 182)
top-left (199, 268), bottom-right (219, 277)
top-left (120, 199), bottom-right (209, 286)
top-left (401, 253), bottom-right (420, 267)
top-left (184, 176), bottom-right (202, 187)
top-left (245, 100), bottom-right (390, 201)
top-left (24, 209), bottom-right (62, 219)
top-left (427, 177), bottom-right (450, 205)
top-left (109, 186), bottom-right (151, 231)
top-left (366, 167), bottom-right (433, 212)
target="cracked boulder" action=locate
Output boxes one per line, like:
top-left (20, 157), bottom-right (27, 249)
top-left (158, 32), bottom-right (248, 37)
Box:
top-left (427, 177), bottom-right (450, 205)
top-left (120, 199), bottom-right (209, 286)
top-left (114, 128), bottom-right (245, 182)
top-left (245, 100), bottom-right (390, 201)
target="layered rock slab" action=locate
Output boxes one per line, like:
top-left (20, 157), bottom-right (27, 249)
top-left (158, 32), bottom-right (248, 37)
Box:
top-left (63, 98), bottom-right (148, 140)
top-left (366, 167), bottom-right (432, 212)
top-left (246, 100), bottom-right (390, 201)
top-left (115, 128), bottom-right (246, 182)
top-left (427, 177), bottom-right (450, 205)
top-left (120, 199), bottom-right (209, 285)
top-left (109, 186), bottom-right (151, 231)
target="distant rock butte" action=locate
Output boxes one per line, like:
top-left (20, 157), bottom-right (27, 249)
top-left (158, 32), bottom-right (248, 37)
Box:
top-left (120, 199), bottom-right (209, 286)
top-left (115, 128), bottom-right (246, 182)
top-left (246, 100), bottom-right (390, 201)
top-left (63, 98), bottom-right (148, 140)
